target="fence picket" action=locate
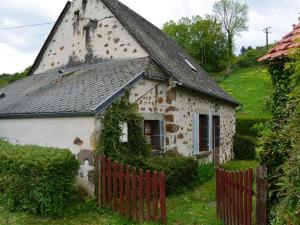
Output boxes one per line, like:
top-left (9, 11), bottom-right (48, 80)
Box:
top-left (113, 161), bottom-right (118, 210)
top-left (247, 169), bottom-right (253, 225)
top-left (145, 170), bottom-right (151, 221)
top-left (107, 158), bottom-right (112, 204)
top-left (243, 170), bottom-right (248, 225)
top-left (160, 172), bottom-right (166, 224)
top-left (95, 155), bottom-right (166, 224)
top-left (138, 169), bottom-right (144, 222)
top-left (125, 165), bottom-right (131, 217)
top-left (153, 171), bottom-right (158, 222)
top-left (119, 163), bottom-right (124, 215)
top-left (131, 167), bottom-right (137, 220)
top-left (216, 167), bottom-right (253, 225)
top-left (101, 156), bottom-right (106, 204)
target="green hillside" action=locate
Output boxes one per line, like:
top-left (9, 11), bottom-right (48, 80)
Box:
top-left (219, 66), bottom-right (272, 118)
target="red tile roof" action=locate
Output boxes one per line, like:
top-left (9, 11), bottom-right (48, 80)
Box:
top-left (258, 18), bottom-right (300, 62)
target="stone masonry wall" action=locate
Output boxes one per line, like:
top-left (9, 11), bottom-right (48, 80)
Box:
top-left (34, 0), bottom-right (148, 74)
top-left (129, 79), bottom-right (236, 163)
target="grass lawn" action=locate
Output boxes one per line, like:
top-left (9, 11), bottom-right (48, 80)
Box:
top-left (221, 160), bottom-right (258, 171)
top-left (219, 66), bottom-right (271, 118)
top-left (0, 160), bottom-right (258, 225)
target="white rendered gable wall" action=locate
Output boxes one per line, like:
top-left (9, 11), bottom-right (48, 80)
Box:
top-left (34, 0), bottom-right (148, 74)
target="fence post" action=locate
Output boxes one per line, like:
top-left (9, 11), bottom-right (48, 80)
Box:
top-left (256, 166), bottom-right (268, 225)
top-left (138, 169), bottom-right (144, 222)
top-left (160, 172), bottom-right (166, 224)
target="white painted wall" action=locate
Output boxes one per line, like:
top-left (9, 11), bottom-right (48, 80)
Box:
top-left (0, 117), bottom-right (99, 195)
top-left (35, 0), bottom-right (148, 74)
top-left (0, 117), bottom-right (96, 154)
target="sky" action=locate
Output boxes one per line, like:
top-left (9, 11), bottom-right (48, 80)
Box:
top-left (0, 0), bottom-right (300, 74)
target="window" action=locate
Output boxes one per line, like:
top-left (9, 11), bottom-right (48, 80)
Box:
top-left (212, 116), bottom-right (220, 149)
top-left (199, 115), bottom-right (209, 152)
top-left (144, 120), bottom-right (162, 150)
top-left (184, 59), bottom-right (198, 71)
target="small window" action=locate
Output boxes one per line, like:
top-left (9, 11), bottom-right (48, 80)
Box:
top-left (199, 115), bottom-right (209, 152)
top-left (184, 59), bottom-right (198, 72)
top-left (144, 120), bottom-right (161, 150)
top-left (213, 116), bottom-right (220, 149)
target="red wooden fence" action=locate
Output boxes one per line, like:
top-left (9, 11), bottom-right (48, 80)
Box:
top-left (95, 155), bottom-right (166, 224)
top-left (216, 167), bottom-right (253, 225)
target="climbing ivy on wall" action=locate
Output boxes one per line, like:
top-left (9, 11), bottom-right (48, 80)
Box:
top-left (257, 51), bottom-right (299, 221)
top-left (267, 58), bottom-right (294, 126)
top-left (98, 92), bottom-right (150, 163)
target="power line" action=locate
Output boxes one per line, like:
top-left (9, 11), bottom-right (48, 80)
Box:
top-left (0, 22), bottom-right (55, 30)
top-left (0, 16), bottom-right (115, 30)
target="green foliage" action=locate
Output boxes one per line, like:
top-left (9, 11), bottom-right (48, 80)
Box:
top-left (98, 93), bottom-right (150, 162)
top-left (218, 67), bottom-right (272, 118)
top-left (233, 134), bottom-right (256, 160)
top-left (235, 46), bottom-right (269, 69)
top-left (267, 59), bottom-right (294, 125)
top-left (0, 140), bottom-right (79, 216)
top-left (162, 15), bottom-right (228, 73)
top-left (236, 117), bottom-right (269, 137)
top-left (258, 47), bottom-right (300, 221)
top-left (141, 154), bottom-right (200, 194)
top-left (270, 49), bottom-right (300, 225)
top-left (0, 67), bottom-right (31, 88)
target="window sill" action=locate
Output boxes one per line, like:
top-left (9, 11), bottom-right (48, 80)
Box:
top-left (197, 150), bottom-right (212, 159)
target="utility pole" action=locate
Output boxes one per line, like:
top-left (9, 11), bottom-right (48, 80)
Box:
top-left (263, 27), bottom-right (271, 48)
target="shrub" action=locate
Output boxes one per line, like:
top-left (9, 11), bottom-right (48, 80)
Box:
top-left (140, 155), bottom-right (199, 194)
top-left (235, 46), bottom-right (269, 69)
top-left (0, 140), bottom-right (79, 216)
top-left (233, 134), bottom-right (256, 160)
top-left (196, 162), bottom-right (215, 185)
top-left (236, 117), bottom-right (269, 137)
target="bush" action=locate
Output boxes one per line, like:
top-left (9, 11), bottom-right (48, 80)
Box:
top-left (236, 117), bottom-right (269, 137)
top-left (0, 140), bottom-right (79, 216)
top-left (233, 134), bottom-right (256, 160)
top-left (235, 46), bottom-right (269, 69)
top-left (140, 155), bottom-right (199, 194)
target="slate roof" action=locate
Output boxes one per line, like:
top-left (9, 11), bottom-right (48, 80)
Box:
top-left (258, 18), bottom-right (300, 62)
top-left (0, 58), bottom-right (159, 118)
top-left (101, 0), bottom-right (238, 105)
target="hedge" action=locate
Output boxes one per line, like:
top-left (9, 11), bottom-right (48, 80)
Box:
top-left (0, 140), bottom-right (79, 216)
top-left (233, 134), bottom-right (256, 160)
top-left (236, 117), bottom-right (270, 137)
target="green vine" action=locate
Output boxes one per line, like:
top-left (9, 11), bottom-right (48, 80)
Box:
top-left (257, 51), bottom-right (300, 221)
top-left (97, 92), bottom-right (150, 163)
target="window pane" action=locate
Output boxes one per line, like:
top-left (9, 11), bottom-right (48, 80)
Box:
top-left (144, 120), bottom-right (162, 150)
top-left (213, 116), bottom-right (220, 149)
top-left (199, 115), bottom-right (209, 152)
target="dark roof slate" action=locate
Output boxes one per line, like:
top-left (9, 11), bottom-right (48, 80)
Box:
top-left (0, 58), bottom-right (158, 118)
top-left (102, 0), bottom-right (238, 105)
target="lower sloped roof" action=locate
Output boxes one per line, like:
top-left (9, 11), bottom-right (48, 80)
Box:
top-left (0, 57), bottom-right (160, 118)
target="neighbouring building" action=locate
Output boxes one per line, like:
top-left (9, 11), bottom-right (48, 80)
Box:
top-left (0, 0), bottom-right (239, 194)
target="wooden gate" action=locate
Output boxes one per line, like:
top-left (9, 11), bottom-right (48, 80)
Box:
top-left (94, 155), bottom-right (166, 224)
top-left (216, 168), bottom-right (254, 225)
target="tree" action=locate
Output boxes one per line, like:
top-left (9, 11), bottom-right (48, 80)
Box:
top-left (213, 0), bottom-right (249, 66)
top-left (163, 15), bottom-right (228, 73)
top-left (240, 46), bottom-right (246, 55)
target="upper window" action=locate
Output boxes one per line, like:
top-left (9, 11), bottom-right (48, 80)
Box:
top-left (199, 115), bottom-right (209, 152)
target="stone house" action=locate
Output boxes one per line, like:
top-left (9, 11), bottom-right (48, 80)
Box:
top-left (0, 0), bottom-right (238, 194)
